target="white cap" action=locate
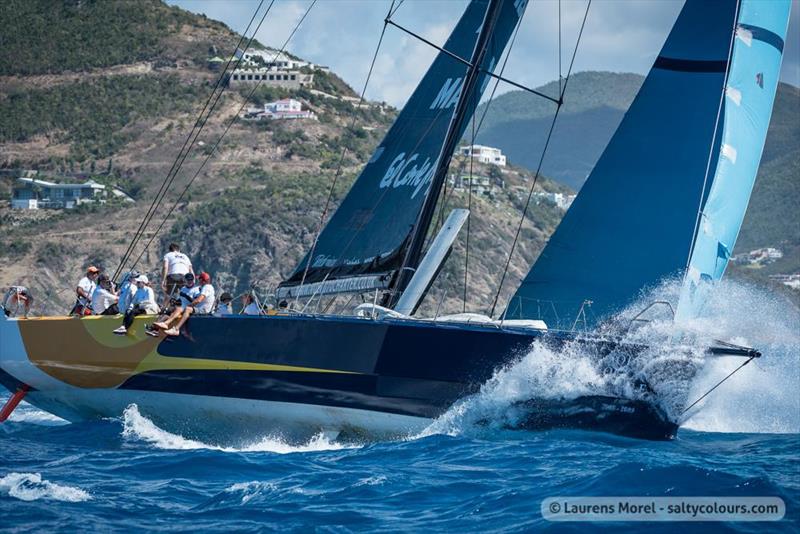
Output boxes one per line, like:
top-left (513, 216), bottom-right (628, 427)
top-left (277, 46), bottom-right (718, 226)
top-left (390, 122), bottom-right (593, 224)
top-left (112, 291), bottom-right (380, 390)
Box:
top-left (135, 274), bottom-right (149, 284)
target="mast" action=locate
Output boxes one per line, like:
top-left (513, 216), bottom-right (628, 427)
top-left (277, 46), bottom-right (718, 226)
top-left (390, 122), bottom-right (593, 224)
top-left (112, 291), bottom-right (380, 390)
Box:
top-left (389, 0), bottom-right (505, 307)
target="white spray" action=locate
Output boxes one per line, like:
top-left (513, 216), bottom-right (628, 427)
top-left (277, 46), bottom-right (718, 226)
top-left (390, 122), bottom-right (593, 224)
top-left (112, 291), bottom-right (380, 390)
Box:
top-left (422, 279), bottom-right (799, 436)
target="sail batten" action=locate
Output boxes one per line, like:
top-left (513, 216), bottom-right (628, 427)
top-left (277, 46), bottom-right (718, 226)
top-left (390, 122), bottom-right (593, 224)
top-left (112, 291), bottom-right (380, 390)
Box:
top-left (280, 0), bottom-right (526, 292)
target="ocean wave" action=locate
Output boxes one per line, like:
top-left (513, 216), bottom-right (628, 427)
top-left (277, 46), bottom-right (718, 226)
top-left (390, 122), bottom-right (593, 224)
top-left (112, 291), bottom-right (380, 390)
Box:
top-left (223, 481), bottom-right (277, 505)
top-left (121, 404), bottom-right (351, 454)
top-left (0, 472), bottom-right (90, 502)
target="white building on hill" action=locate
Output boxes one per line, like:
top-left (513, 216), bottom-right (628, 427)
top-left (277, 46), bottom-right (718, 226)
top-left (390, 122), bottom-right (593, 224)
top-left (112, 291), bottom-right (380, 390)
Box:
top-left (459, 144), bottom-right (507, 166)
top-left (11, 177), bottom-right (134, 210)
top-left (229, 69), bottom-right (314, 89)
top-left (243, 98), bottom-right (317, 121)
top-left (534, 191), bottom-right (575, 211)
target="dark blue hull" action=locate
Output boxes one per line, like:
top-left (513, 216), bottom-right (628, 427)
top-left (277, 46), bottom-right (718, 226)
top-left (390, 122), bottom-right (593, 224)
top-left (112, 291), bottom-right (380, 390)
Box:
top-left (115, 314), bottom-right (675, 440)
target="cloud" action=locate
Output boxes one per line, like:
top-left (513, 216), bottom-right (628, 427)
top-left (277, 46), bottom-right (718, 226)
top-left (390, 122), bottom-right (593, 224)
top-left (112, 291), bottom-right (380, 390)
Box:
top-left (170, 0), bottom-right (800, 106)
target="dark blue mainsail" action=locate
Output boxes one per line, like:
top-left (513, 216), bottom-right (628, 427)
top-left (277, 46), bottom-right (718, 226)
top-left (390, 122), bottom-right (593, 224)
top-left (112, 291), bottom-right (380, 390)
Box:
top-left (281, 0), bottom-right (526, 293)
top-left (507, 0), bottom-right (739, 327)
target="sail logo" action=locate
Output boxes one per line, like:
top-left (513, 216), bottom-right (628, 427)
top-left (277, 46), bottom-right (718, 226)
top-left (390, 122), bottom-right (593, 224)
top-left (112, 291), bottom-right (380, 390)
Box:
top-left (430, 77), bottom-right (463, 110)
top-left (379, 152), bottom-right (437, 198)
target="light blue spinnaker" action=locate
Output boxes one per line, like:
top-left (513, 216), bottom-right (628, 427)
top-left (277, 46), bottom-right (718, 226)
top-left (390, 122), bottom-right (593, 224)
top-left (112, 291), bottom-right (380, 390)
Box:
top-left (507, 0), bottom-right (739, 327)
top-left (676, 0), bottom-right (791, 321)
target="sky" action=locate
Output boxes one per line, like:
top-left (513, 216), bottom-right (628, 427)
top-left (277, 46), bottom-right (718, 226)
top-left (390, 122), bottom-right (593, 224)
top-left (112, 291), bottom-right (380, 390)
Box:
top-left (169, 0), bottom-right (800, 107)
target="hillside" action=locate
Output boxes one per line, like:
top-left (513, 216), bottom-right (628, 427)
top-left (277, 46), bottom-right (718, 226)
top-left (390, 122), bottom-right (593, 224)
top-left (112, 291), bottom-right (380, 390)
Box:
top-left (478, 72), bottom-right (800, 292)
top-left (0, 0), bottom-right (567, 316)
top-left (476, 71), bottom-right (644, 188)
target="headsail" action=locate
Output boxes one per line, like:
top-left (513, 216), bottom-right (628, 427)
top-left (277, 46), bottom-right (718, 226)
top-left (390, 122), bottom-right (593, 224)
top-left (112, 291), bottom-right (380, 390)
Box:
top-left (506, 0), bottom-right (740, 327)
top-left (279, 0), bottom-right (526, 298)
top-left (676, 0), bottom-right (791, 321)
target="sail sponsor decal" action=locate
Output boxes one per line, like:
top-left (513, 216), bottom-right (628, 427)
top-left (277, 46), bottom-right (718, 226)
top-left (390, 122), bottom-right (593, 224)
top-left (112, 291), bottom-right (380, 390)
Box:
top-left (378, 152), bottom-right (438, 198)
top-left (429, 77), bottom-right (464, 110)
top-left (281, 0), bottom-right (526, 287)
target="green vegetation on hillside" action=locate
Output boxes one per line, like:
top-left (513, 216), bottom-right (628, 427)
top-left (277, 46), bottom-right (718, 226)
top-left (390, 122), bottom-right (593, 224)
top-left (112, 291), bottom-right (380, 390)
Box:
top-left (161, 171), bottom-right (355, 294)
top-left (479, 73), bottom-right (799, 278)
top-left (476, 71), bottom-right (644, 133)
top-left (0, 75), bottom-right (204, 160)
top-left (0, 0), bottom-right (199, 75)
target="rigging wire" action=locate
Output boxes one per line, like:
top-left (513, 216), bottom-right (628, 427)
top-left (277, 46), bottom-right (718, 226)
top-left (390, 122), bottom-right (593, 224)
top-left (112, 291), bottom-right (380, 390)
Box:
top-left (489, 0), bottom-right (592, 318)
top-left (124, 0), bottom-right (317, 273)
top-left (680, 354), bottom-right (756, 419)
top-left (435, 8), bottom-right (524, 235)
top-left (113, 0), bottom-right (274, 280)
top-left (387, 17), bottom-right (559, 106)
top-left (295, 0), bottom-right (396, 297)
top-left (295, 24), bottom-right (461, 301)
top-left (306, 1), bottom-right (522, 309)
top-left (118, 0), bottom-right (275, 276)
top-left (463, 94), bottom-right (476, 313)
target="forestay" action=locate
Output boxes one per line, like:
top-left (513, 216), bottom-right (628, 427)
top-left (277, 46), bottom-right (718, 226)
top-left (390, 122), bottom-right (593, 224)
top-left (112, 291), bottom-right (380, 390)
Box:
top-left (279, 0), bottom-right (526, 298)
top-left (507, 0), bottom-right (740, 328)
top-left (676, 0), bottom-right (791, 321)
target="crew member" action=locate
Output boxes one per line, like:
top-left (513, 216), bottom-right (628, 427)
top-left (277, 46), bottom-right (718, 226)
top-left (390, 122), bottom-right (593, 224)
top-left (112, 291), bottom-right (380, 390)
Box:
top-left (117, 270), bottom-right (140, 316)
top-left (242, 294), bottom-right (262, 315)
top-left (92, 274), bottom-right (119, 315)
top-left (3, 286), bottom-right (33, 317)
top-left (214, 292), bottom-right (234, 316)
top-left (151, 272), bottom-right (199, 333)
top-left (71, 266), bottom-right (99, 315)
top-left (161, 243), bottom-right (193, 306)
top-left (114, 275), bottom-right (159, 335)
top-left (162, 272), bottom-right (215, 336)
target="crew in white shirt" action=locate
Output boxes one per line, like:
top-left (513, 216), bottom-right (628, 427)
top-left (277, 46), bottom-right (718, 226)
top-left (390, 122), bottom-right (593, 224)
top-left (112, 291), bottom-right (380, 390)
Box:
top-left (242, 294), bottom-right (262, 315)
top-left (161, 243), bottom-right (194, 306)
top-left (71, 266), bottom-right (99, 315)
top-left (153, 272), bottom-right (214, 336)
top-left (91, 274), bottom-right (118, 315)
top-left (214, 293), bottom-right (234, 316)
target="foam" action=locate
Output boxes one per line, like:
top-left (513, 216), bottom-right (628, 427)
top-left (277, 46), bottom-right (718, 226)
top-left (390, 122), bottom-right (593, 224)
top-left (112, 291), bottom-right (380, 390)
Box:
top-left (0, 472), bottom-right (91, 502)
top-left (6, 401), bottom-right (68, 425)
top-left (420, 278), bottom-right (799, 437)
top-left (121, 404), bottom-right (351, 453)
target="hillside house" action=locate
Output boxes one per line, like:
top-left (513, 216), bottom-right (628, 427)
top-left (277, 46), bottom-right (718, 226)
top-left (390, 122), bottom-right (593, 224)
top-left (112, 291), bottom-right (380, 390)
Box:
top-left (534, 191), bottom-right (575, 211)
top-left (459, 144), bottom-right (507, 166)
top-left (733, 247), bottom-right (784, 266)
top-left (448, 174), bottom-right (494, 196)
top-left (243, 98), bottom-right (317, 120)
top-left (229, 69), bottom-right (314, 89)
top-left (11, 177), bottom-right (133, 210)
top-left (241, 50), bottom-right (317, 70)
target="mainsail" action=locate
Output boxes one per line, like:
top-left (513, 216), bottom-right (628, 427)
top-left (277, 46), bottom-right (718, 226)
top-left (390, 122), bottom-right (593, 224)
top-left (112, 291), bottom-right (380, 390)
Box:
top-left (279, 0), bottom-right (526, 298)
top-left (507, 0), bottom-right (744, 327)
top-left (676, 0), bottom-right (791, 321)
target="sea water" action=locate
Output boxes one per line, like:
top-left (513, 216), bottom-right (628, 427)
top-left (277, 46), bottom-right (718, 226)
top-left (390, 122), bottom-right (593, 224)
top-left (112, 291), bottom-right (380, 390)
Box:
top-left (1, 280), bottom-right (798, 532)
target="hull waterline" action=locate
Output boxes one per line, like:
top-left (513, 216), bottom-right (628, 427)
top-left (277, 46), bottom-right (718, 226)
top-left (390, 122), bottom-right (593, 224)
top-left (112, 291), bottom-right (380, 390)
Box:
top-left (0, 314), bottom-right (679, 442)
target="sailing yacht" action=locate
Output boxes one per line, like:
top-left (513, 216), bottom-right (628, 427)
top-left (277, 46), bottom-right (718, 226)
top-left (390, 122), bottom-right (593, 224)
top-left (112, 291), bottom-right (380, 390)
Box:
top-left (0, 0), bottom-right (790, 441)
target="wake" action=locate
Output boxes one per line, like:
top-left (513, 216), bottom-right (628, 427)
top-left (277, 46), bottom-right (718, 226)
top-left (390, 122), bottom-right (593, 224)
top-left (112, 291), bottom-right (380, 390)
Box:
top-left (120, 404), bottom-right (354, 454)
